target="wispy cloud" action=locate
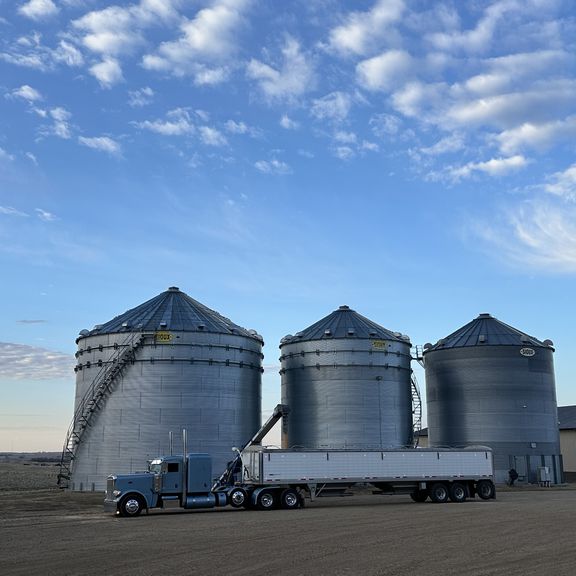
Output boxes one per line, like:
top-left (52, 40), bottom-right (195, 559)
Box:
top-left (16, 319), bottom-right (47, 324)
top-left (449, 155), bottom-right (528, 180)
top-left (78, 135), bottom-right (122, 155)
top-left (0, 206), bottom-right (27, 216)
top-left (254, 159), bottom-right (292, 175)
top-left (135, 108), bottom-right (195, 136)
top-left (310, 92), bottom-right (352, 124)
top-left (0, 342), bottom-right (74, 380)
top-left (8, 84), bottom-right (43, 102)
top-left (543, 164), bottom-right (576, 202)
top-left (35, 208), bottom-right (57, 222)
top-left (475, 200), bottom-right (576, 274)
top-left (127, 86), bottom-right (154, 107)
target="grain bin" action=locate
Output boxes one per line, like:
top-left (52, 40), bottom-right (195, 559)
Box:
top-left (280, 306), bottom-right (413, 450)
top-left (60, 287), bottom-right (262, 491)
top-left (424, 313), bottom-right (562, 484)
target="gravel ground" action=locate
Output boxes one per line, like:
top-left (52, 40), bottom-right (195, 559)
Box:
top-left (0, 465), bottom-right (575, 576)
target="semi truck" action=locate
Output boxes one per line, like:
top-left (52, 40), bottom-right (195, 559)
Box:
top-left (104, 405), bottom-right (496, 517)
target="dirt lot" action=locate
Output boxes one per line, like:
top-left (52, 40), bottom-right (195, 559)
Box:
top-left (0, 464), bottom-right (574, 576)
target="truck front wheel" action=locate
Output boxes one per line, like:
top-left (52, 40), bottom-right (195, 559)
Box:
top-left (228, 488), bottom-right (248, 508)
top-left (429, 483), bottom-right (449, 504)
top-left (119, 494), bottom-right (145, 517)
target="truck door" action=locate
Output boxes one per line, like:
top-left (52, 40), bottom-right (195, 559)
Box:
top-left (162, 462), bottom-right (183, 493)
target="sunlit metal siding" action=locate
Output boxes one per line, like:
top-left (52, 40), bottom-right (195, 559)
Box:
top-left (424, 313), bottom-right (562, 484)
top-left (280, 306), bottom-right (413, 450)
top-left (69, 288), bottom-right (262, 491)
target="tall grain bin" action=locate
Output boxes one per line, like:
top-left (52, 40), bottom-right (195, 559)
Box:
top-left (424, 313), bottom-right (562, 484)
top-left (60, 287), bottom-right (263, 491)
top-left (280, 306), bottom-right (413, 450)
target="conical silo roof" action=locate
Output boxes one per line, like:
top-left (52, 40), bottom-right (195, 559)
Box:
top-left (84, 286), bottom-right (261, 340)
top-left (281, 305), bottom-right (409, 345)
top-left (424, 313), bottom-right (552, 351)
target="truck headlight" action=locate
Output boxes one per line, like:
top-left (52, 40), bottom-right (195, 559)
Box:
top-left (112, 490), bottom-right (122, 497)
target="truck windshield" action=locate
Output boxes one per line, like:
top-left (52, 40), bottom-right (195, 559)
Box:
top-left (148, 460), bottom-right (162, 474)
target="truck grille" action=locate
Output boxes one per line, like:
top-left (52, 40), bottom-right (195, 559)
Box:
top-left (106, 476), bottom-right (115, 499)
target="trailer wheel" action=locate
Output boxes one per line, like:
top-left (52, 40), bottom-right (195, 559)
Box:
top-left (280, 489), bottom-right (299, 510)
top-left (476, 480), bottom-right (495, 500)
top-left (256, 490), bottom-right (276, 511)
top-left (449, 482), bottom-right (467, 503)
top-left (119, 494), bottom-right (145, 517)
top-left (410, 489), bottom-right (428, 503)
top-left (228, 488), bottom-right (248, 509)
top-left (429, 483), bottom-right (449, 504)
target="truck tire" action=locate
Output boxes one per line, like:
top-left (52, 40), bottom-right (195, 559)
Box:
top-left (449, 482), bottom-right (467, 503)
top-left (280, 489), bottom-right (299, 510)
top-left (119, 494), bottom-right (145, 517)
top-left (410, 489), bottom-right (428, 503)
top-left (228, 488), bottom-right (248, 509)
top-left (476, 480), bottom-right (495, 500)
top-left (429, 483), bottom-right (449, 504)
top-left (256, 490), bottom-right (276, 511)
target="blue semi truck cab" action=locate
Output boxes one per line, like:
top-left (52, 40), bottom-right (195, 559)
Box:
top-left (104, 453), bottom-right (229, 516)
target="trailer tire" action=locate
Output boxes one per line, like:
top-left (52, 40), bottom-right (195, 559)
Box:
top-left (476, 480), bottom-right (495, 500)
top-left (280, 489), bottom-right (299, 510)
top-left (256, 490), bottom-right (276, 511)
top-left (119, 494), bottom-right (145, 517)
top-left (228, 488), bottom-right (248, 509)
top-left (449, 482), bottom-right (467, 503)
top-left (410, 489), bottom-right (428, 503)
top-left (429, 483), bottom-right (449, 504)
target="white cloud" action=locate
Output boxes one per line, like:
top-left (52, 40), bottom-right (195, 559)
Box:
top-left (419, 134), bottom-right (465, 156)
top-left (334, 131), bottom-right (357, 144)
top-left (136, 108), bottom-right (195, 136)
top-left (0, 342), bottom-right (74, 380)
top-left (53, 41), bottom-right (84, 67)
top-left (0, 206), bottom-right (27, 216)
top-left (450, 155), bottom-right (528, 180)
top-left (72, 0), bottom-right (179, 58)
top-left (333, 146), bottom-right (355, 161)
top-left (225, 120), bottom-right (248, 134)
top-left (496, 116), bottom-right (576, 154)
top-left (369, 113), bottom-right (402, 137)
top-left (35, 208), bottom-right (57, 222)
top-left (327, 0), bottom-right (405, 56)
top-left (0, 37), bottom-right (83, 72)
top-left (254, 159), bottom-right (291, 175)
top-left (476, 201), bottom-right (576, 274)
top-left (142, 0), bottom-right (248, 81)
top-left (10, 85), bottom-right (43, 102)
top-left (199, 126), bottom-right (227, 147)
top-left (543, 164), bottom-right (576, 202)
top-left (356, 50), bottom-right (414, 92)
top-left (89, 58), bottom-right (123, 88)
top-left (128, 86), bottom-right (154, 107)
top-left (280, 115), bottom-right (299, 130)
top-left (310, 92), bottom-right (352, 123)
top-left (41, 107), bottom-right (73, 139)
top-left (247, 36), bottom-right (315, 102)
top-left (18, 0), bottom-right (59, 21)
top-left (78, 135), bottom-right (122, 155)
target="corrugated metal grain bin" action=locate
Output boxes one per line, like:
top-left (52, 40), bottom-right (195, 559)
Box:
top-left (424, 313), bottom-right (562, 484)
top-left (66, 287), bottom-right (262, 491)
top-left (280, 306), bottom-right (413, 450)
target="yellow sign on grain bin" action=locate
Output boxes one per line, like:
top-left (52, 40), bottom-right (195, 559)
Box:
top-left (371, 340), bottom-right (388, 349)
top-left (156, 331), bottom-right (172, 343)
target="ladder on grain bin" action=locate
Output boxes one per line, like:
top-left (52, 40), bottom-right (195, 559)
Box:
top-left (57, 333), bottom-right (148, 488)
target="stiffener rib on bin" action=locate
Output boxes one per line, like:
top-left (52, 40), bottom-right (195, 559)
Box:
top-left (67, 287), bottom-right (262, 491)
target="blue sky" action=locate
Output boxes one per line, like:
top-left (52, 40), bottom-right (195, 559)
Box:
top-left (1, 0), bottom-right (575, 451)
